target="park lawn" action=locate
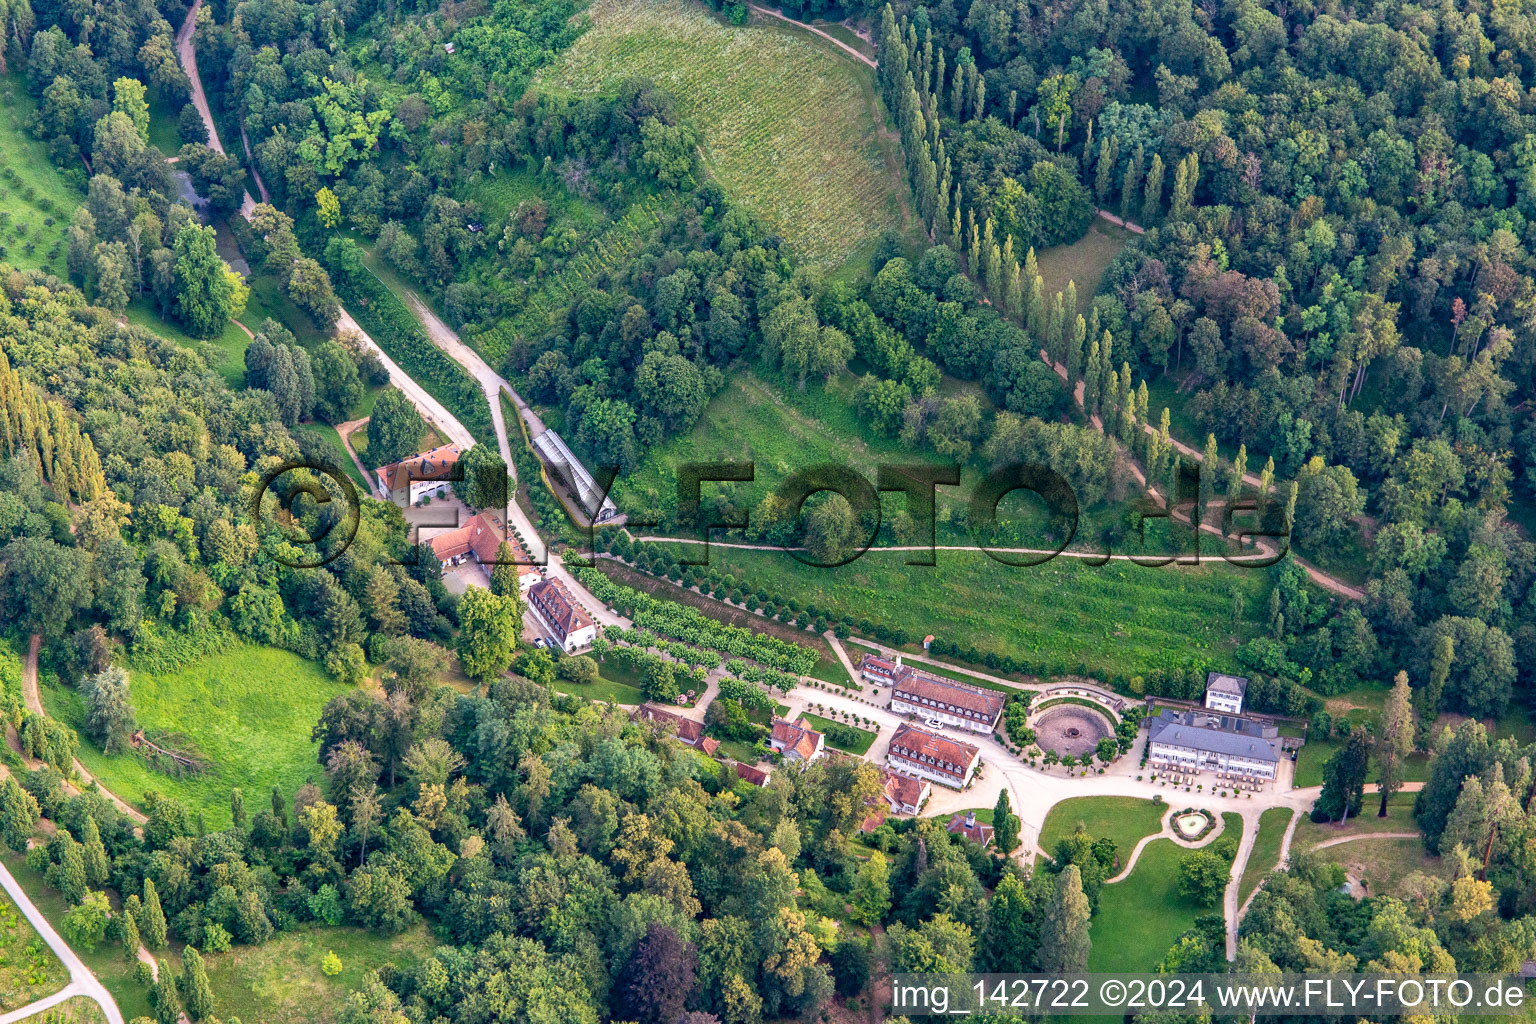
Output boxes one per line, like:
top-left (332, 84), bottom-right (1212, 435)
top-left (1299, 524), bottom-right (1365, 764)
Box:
top-left (1293, 733), bottom-right (1432, 789)
top-left (539, 0), bottom-right (907, 269)
top-left (147, 92), bottom-right (183, 157)
top-left (1088, 839), bottom-right (1205, 972)
top-left (0, 74), bottom-right (79, 278)
top-left (1292, 790), bottom-right (1420, 852)
top-left (1311, 837), bottom-right (1444, 899)
top-left (1238, 807), bottom-right (1295, 905)
top-left (15, 995), bottom-right (107, 1023)
top-left (1036, 221), bottom-right (1129, 315)
top-left (799, 712), bottom-right (875, 755)
top-left (124, 299), bottom-right (252, 387)
top-left (552, 675), bottom-right (647, 705)
top-left (1038, 796), bottom-right (1166, 863)
top-left (40, 645), bottom-right (352, 829)
top-left (293, 422), bottom-right (370, 492)
top-left (0, 888), bottom-right (69, 1012)
top-left (201, 923), bottom-right (437, 1024)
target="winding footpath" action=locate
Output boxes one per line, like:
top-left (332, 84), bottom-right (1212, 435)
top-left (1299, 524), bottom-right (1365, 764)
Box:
top-left (21, 637), bottom-right (147, 826)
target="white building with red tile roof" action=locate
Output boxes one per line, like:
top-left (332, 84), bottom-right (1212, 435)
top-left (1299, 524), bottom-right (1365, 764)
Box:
top-left (769, 717), bottom-right (825, 763)
top-left (885, 723), bottom-right (980, 789)
top-left (528, 578), bottom-right (597, 652)
top-left (375, 443), bottom-right (463, 505)
top-left (860, 654), bottom-right (1004, 734)
top-left (428, 511), bottom-right (541, 592)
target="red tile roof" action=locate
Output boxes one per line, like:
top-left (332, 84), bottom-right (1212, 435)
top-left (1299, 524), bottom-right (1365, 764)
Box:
top-left (430, 511), bottom-right (531, 568)
top-left (947, 813), bottom-right (995, 846)
top-left (528, 578), bottom-right (594, 642)
top-left (700, 737), bottom-right (720, 756)
top-left (889, 667), bottom-right (1004, 726)
top-left (859, 806), bottom-right (888, 833)
top-left (770, 718), bottom-right (822, 761)
top-left (883, 770), bottom-right (927, 810)
top-left (887, 724), bottom-right (980, 783)
top-left (633, 704), bottom-right (705, 744)
top-left (377, 443), bottom-right (462, 492)
top-left (734, 762), bottom-right (768, 786)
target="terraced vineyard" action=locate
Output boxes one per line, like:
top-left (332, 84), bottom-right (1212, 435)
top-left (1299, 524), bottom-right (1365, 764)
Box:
top-left (538, 0), bottom-right (907, 269)
top-left (469, 195), bottom-right (665, 359)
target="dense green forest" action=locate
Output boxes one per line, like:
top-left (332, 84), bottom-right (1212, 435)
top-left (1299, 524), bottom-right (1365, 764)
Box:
top-left (5, 0), bottom-right (1536, 1016)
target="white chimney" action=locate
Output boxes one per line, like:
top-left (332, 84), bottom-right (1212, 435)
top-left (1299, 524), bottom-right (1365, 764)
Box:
top-left (895, 655), bottom-right (903, 667)
top-left (965, 811), bottom-right (976, 827)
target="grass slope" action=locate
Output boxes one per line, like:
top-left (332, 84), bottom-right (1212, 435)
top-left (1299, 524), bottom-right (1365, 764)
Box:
top-left (1292, 790), bottom-right (1419, 851)
top-left (1037, 222), bottom-right (1129, 314)
top-left (1088, 838), bottom-right (1204, 972)
top-left (540, 0), bottom-right (906, 268)
top-left (1310, 837), bottom-right (1443, 898)
top-left (0, 75), bottom-right (82, 278)
top-left (1038, 796), bottom-right (1166, 863)
top-left (708, 545), bottom-right (1269, 681)
top-left (41, 645), bottom-right (351, 828)
top-left (203, 924), bottom-right (437, 1024)
top-left (1238, 806), bottom-right (1294, 905)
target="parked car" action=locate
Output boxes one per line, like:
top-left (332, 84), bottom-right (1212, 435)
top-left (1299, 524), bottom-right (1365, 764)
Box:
top-left (924, 718), bottom-right (943, 730)
top-left (532, 637), bottom-right (546, 649)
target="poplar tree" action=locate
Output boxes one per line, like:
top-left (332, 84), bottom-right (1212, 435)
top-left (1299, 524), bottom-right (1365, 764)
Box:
top-left (81, 814), bottom-right (109, 885)
top-left (180, 945), bottom-right (215, 1021)
top-left (1095, 135), bottom-right (1119, 204)
top-left (1083, 338), bottom-right (1102, 411)
top-left (139, 878), bottom-right (168, 949)
top-left (1258, 456), bottom-right (1275, 511)
top-left (1142, 153), bottom-right (1165, 225)
top-left (1047, 292), bottom-right (1066, 364)
top-left (117, 903), bottom-right (141, 961)
top-left (1066, 314), bottom-right (1087, 383)
top-left (1120, 145), bottom-right (1143, 223)
top-left (1039, 865), bottom-right (1091, 972)
top-left (1229, 444), bottom-right (1248, 503)
top-left (1375, 672), bottom-right (1416, 817)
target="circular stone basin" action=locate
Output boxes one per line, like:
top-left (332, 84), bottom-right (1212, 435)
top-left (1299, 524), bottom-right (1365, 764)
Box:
top-left (1032, 705), bottom-right (1113, 759)
top-left (1173, 812), bottom-right (1208, 840)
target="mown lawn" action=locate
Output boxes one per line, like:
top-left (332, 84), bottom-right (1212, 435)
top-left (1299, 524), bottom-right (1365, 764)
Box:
top-left (41, 645), bottom-right (351, 828)
top-left (1238, 807), bottom-right (1294, 905)
top-left (293, 422), bottom-right (369, 492)
top-left (539, 0), bottom-right (906, 268)
top-left (1038, 796), bottom-right (1166, 864)
top-left (1293, 735), bottom-right (1432, 789)
top-left (799, 712), bottom-right (875, 755)
top-left (552, 675), bottom-right (647, 705)
top-left (0, 74), bottom-right (79, 278)
top-left (1036, 222), bottom-right (1129, 314)
top-left (1292, 790), bottom-right (1419, 851)
top-left (1311, 837), bottom-right (1443, 898)
top-left (1088, 839), bottom-right (1204, 972)
top-left (0, 889), bottom-right (68, 1012)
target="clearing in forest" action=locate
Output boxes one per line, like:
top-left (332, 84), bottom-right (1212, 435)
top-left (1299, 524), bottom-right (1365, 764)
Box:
top-left (540, 0), bottom-right (906, 269)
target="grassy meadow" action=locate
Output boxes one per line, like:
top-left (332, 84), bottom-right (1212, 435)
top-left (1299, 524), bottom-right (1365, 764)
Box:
top-left (539, 0), bottom-right (908, 269)
top-left (41, 645), bottom-right (350, 828)
top-left (0, 75), bottom-right (82, 278)
top-left (15, 995), bottom-right (107, 1023)
top-left (1037, 221), bottom-right (1129, 314)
